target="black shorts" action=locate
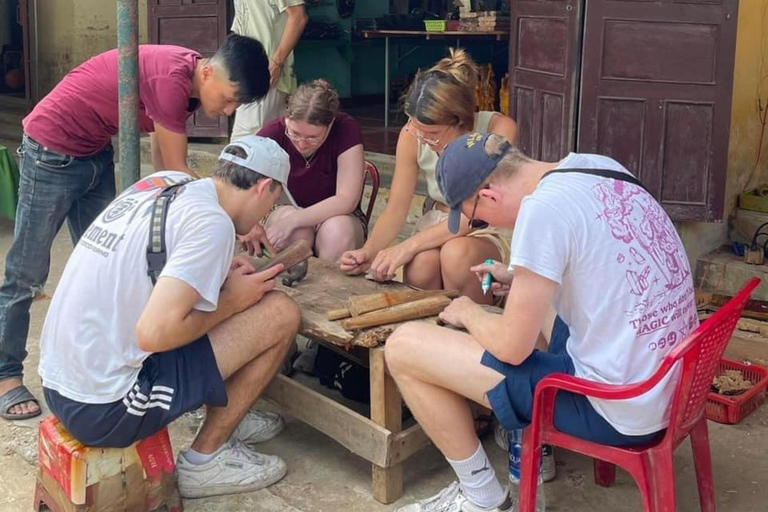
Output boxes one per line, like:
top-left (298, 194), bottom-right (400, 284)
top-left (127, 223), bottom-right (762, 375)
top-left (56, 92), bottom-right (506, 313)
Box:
top-left (482, 317), bottom-right (663, 447)
top-left (44, 335), bottom-right (227, 448)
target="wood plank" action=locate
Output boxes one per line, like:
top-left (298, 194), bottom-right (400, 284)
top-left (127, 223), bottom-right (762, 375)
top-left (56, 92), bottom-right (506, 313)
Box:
top-left (276, 258), bottom-right (415, 347)
top-left (342, 295), bottom-right (452, 331)
top-left (262, 374), bottom-right (392, 467)
top-left (347, 289), bottom-right (459, 317)
top-left (389, 423), bottom-right (432, 467)
top-left (370, 347), bottom-right (404, 504)
top-left (697, 291), bottom-right (768, 321)
top-left (725, 334), bottom-right (768, 366)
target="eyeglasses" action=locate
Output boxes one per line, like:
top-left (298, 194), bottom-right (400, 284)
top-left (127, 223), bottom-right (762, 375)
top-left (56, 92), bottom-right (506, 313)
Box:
top-left (467, 190), bottom-right (489, 230)
top-left (404, 119), bottom-right (449, 147)
top-left (285, 118), bottom-right (334, 145)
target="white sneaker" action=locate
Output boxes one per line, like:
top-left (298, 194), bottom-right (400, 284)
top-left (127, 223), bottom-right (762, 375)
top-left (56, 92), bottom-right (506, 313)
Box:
top-left (493, 423), bottom-right (556, 483)
top-left (396, 482), bottom-right (512, 512)
top-left (195, 409), bottom-right (284, 446)
top-left (176, 441), bottom-right (287, 499)
top-left (232, 409), bottom-right (285, 445)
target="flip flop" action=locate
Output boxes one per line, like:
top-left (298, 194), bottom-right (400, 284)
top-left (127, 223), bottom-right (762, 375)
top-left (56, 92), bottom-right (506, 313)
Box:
top-left (0, 385), bottom-right (42, 420)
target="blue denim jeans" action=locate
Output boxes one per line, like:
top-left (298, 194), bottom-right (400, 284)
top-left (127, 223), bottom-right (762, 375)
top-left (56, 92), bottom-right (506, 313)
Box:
top-left (0, 135), bottom-right (115, 381)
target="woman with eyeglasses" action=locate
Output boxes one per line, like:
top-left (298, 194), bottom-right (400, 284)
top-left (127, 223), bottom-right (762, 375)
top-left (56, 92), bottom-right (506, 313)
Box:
top-left (253, 79), bottom-right (366, 261)
top-left (340, 49), bottom-right (518, 304)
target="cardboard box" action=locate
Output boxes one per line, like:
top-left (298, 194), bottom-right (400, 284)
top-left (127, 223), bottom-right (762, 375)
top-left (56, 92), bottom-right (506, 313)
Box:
top-left (35, 416), bottom-right (182, 512)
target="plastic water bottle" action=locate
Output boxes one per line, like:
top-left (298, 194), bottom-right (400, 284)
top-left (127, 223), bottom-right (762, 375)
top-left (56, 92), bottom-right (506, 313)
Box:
top-left (508, 429), bottom-right (546, 512)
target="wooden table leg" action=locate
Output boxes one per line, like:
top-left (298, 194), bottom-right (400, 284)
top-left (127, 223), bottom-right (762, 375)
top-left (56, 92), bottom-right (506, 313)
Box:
top-left (370, 346), bottom-right (403, 504)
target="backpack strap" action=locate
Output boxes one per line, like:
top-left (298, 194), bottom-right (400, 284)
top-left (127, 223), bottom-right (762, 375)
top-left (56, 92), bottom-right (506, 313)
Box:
top-left (146, 179), bottom-right (193, 285)
top-left (540, 167), bottom-right (652, 196)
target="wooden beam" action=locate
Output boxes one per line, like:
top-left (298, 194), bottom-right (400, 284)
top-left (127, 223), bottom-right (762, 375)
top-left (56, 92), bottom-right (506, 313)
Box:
top-left (389, 423), bottom-right (432, 466)
top-left (262, 374), bottom-right (392, 467)
top-left (725, 334), bottom-right (768, 366)
top-left (370, 347), bottom-right (403, 504)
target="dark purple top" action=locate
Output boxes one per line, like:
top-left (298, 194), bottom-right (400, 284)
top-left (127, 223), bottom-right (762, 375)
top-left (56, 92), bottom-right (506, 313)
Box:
top-left (258, 112), bottom-right (364, 208)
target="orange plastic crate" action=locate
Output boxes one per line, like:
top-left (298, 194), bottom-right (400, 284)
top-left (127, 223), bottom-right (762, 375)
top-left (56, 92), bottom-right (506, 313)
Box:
top-left (706, 358), bottom-right (768, 424)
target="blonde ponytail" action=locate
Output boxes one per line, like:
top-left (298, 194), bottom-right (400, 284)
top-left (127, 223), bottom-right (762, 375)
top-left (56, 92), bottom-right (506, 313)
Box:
top-left (403, 48), bottom-right (478, 129)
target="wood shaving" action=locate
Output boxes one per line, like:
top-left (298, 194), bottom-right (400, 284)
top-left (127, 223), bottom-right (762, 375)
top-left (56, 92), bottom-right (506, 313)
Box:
top-left (355, 327), bottom-right (395, 348)
top-left (712, 370), bottom-right (753, 395)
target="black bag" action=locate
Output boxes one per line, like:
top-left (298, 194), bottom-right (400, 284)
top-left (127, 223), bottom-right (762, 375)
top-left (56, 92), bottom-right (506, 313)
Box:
top-left (315, 346), bottom-right (370, 403)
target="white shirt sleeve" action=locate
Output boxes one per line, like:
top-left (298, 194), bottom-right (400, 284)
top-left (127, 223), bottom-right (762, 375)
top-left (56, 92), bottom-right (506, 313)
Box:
top-left (160, 210), bottom-right (235, 312)
top-left (275, 0), bottom-right (306, 12)
top-left (508, 196), bottom-right (573, 285)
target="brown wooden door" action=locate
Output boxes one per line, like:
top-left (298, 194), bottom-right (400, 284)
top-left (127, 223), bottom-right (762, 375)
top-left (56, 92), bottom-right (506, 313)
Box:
top-left (507, 0), bottom-right (583, 161)
top-left (148, 0), bottom-right (229, 137)
top-left (578, 0), bottom-right (739, 222)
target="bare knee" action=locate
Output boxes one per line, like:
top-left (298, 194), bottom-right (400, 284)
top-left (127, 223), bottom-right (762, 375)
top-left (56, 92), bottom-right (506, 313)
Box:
top-left (259, 291), bottom-right (301, 345)
top-left (385, 322), bottom-right (423, 378)
top-left (265, 205), bottom-right (298, 226)
top-left (403, 249), bottom-right (441, 289)
top-left (315, 216), bottom-right (363, 262)
top-left (441, 237), bottom-right (499, 284)
top-left (439, 237), bottom-right (475, 274)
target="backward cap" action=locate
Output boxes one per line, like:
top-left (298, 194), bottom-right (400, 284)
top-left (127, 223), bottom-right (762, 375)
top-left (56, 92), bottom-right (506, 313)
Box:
top-left (436, 132), bottom-right (510, 233)
top-left (218, 135), bottom-right (296, 207)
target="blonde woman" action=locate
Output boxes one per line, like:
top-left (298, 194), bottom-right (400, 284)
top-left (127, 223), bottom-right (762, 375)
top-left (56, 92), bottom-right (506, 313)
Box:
top-left (257, 79), bottom-right (366, 261)
top-left (340, 49), bottom-right (518, 304)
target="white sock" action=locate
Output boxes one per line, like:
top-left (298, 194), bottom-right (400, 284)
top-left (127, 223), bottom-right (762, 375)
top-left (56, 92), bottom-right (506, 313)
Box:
top-left (446, 442), bottom-right (506, 509)
top-left (183, 446), bottom-right (222, 465)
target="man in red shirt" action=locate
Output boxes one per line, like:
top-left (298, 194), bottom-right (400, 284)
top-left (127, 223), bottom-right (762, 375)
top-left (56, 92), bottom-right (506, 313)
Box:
top-left (0, 34), bottom-right (269, 421)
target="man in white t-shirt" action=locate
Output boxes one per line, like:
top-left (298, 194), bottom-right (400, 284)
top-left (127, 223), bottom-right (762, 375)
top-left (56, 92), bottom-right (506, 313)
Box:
top-left (387, 133), bottom-right (697, 512)
top-left (230, 0), bottom-right (308, 140)
top-left (38, 136), bottom-right (302, 499)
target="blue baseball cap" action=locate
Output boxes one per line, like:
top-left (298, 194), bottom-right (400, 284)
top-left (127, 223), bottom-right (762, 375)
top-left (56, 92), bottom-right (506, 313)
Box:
top-left (436, 132), bottom-right (511, 234)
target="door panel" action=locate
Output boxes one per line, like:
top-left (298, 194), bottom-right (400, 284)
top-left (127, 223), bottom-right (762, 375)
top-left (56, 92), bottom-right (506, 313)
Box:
top-left (508, 0), bottom-right (582, 161)
top-left (578, 0), bottom-right (739, 222)
top-left (148, 0), bottom-right (228, 137)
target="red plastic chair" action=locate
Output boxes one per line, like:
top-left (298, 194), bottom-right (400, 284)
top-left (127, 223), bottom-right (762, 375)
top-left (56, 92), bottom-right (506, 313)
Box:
top-left (361, 160), bottom-right (380, 229)
top-left (518, 278), bottom-right (761, 512)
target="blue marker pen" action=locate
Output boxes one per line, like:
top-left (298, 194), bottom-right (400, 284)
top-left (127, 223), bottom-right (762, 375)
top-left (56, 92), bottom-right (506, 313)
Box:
top-left (481, 258), bottom-right (494, 295)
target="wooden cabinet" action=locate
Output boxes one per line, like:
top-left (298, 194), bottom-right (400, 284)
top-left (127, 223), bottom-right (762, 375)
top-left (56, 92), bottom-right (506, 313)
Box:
top-left (509, 0), bottom-right (739, 222)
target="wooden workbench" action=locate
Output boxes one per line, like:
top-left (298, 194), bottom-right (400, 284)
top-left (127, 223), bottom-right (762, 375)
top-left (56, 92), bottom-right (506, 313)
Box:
top-left (262, 258), bottom-right (432, 503)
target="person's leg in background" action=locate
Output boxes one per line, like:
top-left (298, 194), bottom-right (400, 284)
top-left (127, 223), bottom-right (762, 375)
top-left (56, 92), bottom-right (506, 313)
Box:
top-left (314, 214), bottom-right (365, 262)
top-left (440, 236), bottom-right (501, 304)
top-left (231, 89), bottom-right (288, 141)
top-left (403, 210), bottom-right (445, 291)
top-left (66, 145), bottom-right (116, 241)
top-left (264, 205), bottom-right (316, 253)
top-left (0, 139), bottom-right (105, 419)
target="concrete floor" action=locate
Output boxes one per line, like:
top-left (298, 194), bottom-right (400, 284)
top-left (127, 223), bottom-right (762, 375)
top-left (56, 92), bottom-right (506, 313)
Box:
top-left (2, 216), bottom-right (768, 512)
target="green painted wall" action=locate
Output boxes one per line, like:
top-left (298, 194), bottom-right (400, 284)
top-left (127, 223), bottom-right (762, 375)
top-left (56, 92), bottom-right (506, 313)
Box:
top-left (296, 0), bottom-right (507, 100)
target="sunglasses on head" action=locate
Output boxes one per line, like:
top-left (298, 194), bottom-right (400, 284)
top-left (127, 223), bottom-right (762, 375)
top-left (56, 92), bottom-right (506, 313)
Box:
top-left (467, 188), bottom-right (489, 230)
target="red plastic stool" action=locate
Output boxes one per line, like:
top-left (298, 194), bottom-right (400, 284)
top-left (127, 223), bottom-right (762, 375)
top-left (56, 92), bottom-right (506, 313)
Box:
top-left (34, 416), bottom-right (182, 512)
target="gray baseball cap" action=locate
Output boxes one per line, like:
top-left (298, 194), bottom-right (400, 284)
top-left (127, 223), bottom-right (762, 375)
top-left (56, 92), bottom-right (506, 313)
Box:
top-left (218, 135), bottom-right (297, 207)
top-left (436, 132), bottom-right (511, 234)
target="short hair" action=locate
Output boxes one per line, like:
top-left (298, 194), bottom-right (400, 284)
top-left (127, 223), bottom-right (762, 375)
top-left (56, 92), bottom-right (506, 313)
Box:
top-left (482, 134), bottom-right (535, 184)
top-left (210, 34), bottom-right (270, 104)
top-left (211, 145), bottom-right (278, 192)
top-left (403, 48), bottom-right (477, 129)
top-left (285, 79), bottom-right (340, 126)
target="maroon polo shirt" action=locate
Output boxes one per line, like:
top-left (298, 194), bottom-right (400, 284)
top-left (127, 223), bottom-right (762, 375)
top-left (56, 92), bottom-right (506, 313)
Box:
top-left (23, 45), bottom-right (200, 157)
